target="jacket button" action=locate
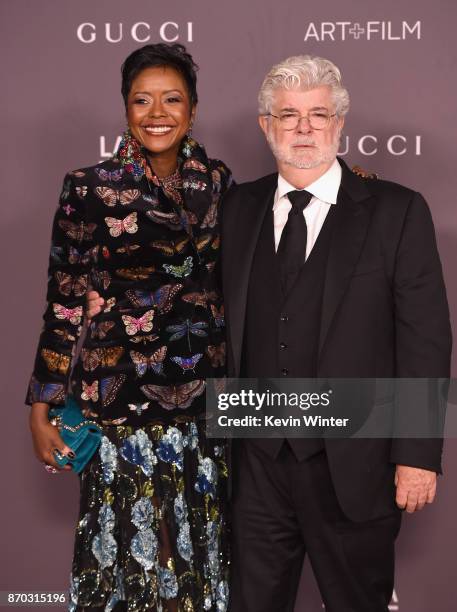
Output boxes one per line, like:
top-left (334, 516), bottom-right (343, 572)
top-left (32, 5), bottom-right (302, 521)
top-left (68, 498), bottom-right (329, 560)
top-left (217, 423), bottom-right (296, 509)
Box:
top-left (280, 342), bottom-right (287, 349)
top-left (281, 368), bottom-right (289, 376)
top-left (280, 314), bottom-right (289, 322)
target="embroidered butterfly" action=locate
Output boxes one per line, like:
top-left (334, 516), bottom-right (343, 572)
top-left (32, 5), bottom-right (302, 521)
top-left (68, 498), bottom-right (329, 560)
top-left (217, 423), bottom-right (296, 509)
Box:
top-left (211, 304), bottom-right (225, 327)
top-left (212, 169), bottom-right (222, 191)
top-left (122, 310), bottom-right (154, 335)
top-left (53, 304), bottom-right (83, 325)
top-left (183, 159), bottom-right (208, 173)
top-left (150, 238), bottom-right (189, 257)
top-left (171, 354), bottom-right (203, 373)
top-left (166, 319), bottom-right (208, 352)
top-left (95, 168), bottom-right (123, 182)
top-left (75, 186), bottom-right (88, 199)
top-left (50, 245), bottom-right (65, 263)
top-left (91, 270), bottom-right (111, 290)
top-left (55, 272), bottom-right (88, 297)
top-left (128, 402), bottom-right (150, 415)
top-left (105, 212), bottom-right (138, 237)
top-left (183, 210), bottom-right (199, 227)
top-left (101, 417), bottom-right (128, 426)
top-left (81, 380), bottom-right (99, 402)
top-left (201, 203), bottom-right (217, 229)
top-left (162, 256), bottom-right (193, 278)
top-left (81, 406), bottom-right (99, 418)
top-left (206, 342), bottom-right (226, 367)
top-left (81, 346), bottom-right (124, 372)
top-left (140, 380), bottom-right (206, 410)
top-left (211, 235), bottom-right (220, 250)
top-left (212, 377), bottom-right (227, 396)
top-left (58, 220), bottom-right (97, 242)
top-left (70, 170), bottom-right (86, 178)
top-left (41, 349), bottom-right (71, 375)
top-left (95, 187), bottom-right (141, 207)
top-left (27, 376), bottom-right (66, 404)
top-left (183, 179), bottom-right (206, 191)
top-left (68, 245), bottom-right (99, 265)
top-left (116, 243), bottom-right (141, 256)
top-left (101, 374), bottom-right (126, 406)
top-left (145, 209), bottom-right (182, 231)
top-left (90, 320), bottom-right (115, 339)
top-left (53, 328), bottom-right (76, 343)
top-left (60, 179), bottom-right (71, 201)
top-left (129, 334), bottom-right (159, 345)
top-left (62, 204), bottom-right (75, 216)
top-left (195, 234), bottom-right (212, 252)
top-left (125, 284), bottom-right (183, 313)
top-left (129, 346), bottom-right (167, 377)
top-left (103, 297), bottom-right (116, 313)
top-left (142, 193), bottom-right (159, 207)
top-left (116, 267), bottom-right (155, 281)
top-left (181, 291), bottom-right (218, 308)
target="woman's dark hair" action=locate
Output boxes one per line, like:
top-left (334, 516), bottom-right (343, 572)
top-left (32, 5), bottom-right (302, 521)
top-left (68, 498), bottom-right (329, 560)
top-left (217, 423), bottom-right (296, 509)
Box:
top-left (121, 43), bottom-right (199, 107)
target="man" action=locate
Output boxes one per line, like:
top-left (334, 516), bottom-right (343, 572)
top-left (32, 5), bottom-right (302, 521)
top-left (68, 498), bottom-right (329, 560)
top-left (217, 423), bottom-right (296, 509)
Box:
top-left (220, 55), bottom-right (451, 611)
top-left (86, 55), bottom-right (451, 611)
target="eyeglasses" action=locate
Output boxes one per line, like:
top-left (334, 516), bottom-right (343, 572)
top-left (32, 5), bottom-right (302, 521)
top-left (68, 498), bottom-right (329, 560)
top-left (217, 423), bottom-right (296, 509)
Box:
top-left (266, 111), bottom-right (336, 131)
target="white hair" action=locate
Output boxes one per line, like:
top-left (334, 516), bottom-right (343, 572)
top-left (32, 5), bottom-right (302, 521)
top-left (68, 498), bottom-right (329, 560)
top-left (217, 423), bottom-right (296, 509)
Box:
top-left (258, 55), bottom-right (350, 117)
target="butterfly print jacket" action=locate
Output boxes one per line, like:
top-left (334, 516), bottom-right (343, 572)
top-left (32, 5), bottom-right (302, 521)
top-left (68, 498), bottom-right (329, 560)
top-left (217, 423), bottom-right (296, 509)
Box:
top-left (26, 146), bottom-right (231, 426)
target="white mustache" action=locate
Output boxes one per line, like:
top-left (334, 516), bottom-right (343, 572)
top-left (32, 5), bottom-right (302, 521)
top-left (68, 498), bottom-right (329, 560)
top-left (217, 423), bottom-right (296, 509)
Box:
top-left (291, 138), bottom-right (316, 146)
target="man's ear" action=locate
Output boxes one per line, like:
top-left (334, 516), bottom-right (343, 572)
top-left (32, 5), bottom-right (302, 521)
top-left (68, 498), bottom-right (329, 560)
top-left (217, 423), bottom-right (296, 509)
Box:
top-left (258, 114), bottom-right (269, 137)
top-left (337, 115), bottom-right (344, 134)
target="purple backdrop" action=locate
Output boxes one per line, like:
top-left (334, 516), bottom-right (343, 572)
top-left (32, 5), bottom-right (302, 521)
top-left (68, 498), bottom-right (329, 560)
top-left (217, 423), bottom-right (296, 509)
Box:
top-left (1, 0), bottom-right (456, 609)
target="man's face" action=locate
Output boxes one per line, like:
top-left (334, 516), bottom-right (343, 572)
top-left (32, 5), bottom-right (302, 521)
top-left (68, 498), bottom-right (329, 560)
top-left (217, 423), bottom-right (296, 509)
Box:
top-left (259, 85), bottom-right (344, 170)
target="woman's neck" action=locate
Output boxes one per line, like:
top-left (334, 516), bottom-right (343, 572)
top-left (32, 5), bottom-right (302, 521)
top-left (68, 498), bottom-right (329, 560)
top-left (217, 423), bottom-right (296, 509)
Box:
top-left (146, 151), bottom-right (178, 179)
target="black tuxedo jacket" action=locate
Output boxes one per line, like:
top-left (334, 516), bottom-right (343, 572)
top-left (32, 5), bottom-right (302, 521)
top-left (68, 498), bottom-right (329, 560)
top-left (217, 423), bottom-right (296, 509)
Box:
top-left (221, 159), bottom-right (452, 521)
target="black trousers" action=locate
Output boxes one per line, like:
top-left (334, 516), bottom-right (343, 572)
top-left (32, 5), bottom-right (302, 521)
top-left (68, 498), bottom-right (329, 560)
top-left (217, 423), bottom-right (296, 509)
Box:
top-left (229, 441), bottom-right (402, 612)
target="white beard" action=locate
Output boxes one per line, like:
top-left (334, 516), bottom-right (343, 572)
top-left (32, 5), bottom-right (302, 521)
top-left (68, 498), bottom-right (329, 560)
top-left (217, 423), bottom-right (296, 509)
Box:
top-left (266, 131), bottom-right (341, 169)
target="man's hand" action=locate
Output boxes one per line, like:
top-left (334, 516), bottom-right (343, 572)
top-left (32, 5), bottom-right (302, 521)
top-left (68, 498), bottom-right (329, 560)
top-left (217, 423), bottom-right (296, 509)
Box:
top-left (86, 290), bottom-right (104, 320)
top-left (395, 464), bottom-right (437, 513)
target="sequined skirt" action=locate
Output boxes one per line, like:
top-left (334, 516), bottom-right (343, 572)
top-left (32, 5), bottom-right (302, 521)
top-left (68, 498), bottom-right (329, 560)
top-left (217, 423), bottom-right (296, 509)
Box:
top-left (68, 419), bottom-right (229, 612)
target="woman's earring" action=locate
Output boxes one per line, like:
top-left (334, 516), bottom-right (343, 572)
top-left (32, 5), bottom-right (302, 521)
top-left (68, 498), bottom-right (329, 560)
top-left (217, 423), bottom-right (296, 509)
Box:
top-left (187, 121), bottom-right (194, 137)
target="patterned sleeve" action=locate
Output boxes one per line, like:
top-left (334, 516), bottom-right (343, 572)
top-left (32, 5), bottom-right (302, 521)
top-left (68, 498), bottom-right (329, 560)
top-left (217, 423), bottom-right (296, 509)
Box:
top-left (25, 172), bottom-right (97, 406)
top-left (209, 159), bottom-right (235, 197)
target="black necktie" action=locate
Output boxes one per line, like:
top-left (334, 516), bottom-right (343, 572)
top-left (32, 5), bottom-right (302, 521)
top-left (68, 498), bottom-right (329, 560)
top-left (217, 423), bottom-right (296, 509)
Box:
top-left (277, 190), bottom-right (313, 294)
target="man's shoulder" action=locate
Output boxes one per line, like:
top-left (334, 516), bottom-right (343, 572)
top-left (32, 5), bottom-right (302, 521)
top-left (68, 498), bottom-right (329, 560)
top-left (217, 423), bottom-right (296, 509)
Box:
top-left (345, 162), bottom-right (422, 213)
top-left (225, 172), bottom-right (277, 199)
top-left (365, 175), bottom-right (417, 201)
top-left (346, 164), bottom-right (434, 236)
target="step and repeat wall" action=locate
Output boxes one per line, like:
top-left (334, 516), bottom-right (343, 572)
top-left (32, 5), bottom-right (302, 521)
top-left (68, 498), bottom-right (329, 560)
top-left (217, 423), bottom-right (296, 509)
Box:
top-left (1, 0), bottom-right (456, 610)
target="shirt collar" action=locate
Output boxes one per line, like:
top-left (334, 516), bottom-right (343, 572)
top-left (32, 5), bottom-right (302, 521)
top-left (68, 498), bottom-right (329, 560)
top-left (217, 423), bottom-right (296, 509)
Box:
top-left (274, 157), bottom-right (342, 209)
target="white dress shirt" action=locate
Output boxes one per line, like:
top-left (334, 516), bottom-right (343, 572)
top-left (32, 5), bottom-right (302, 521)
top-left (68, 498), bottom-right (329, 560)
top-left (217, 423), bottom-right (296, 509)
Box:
top-left (273, 158), bottom-right (342, 259)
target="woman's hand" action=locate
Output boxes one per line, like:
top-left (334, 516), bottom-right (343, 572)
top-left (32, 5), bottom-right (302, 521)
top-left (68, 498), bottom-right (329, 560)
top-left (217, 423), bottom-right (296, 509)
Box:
top-left (86, 290), bottom-right (104, 320)
top-left (29, 403), bottom-right (74, 472)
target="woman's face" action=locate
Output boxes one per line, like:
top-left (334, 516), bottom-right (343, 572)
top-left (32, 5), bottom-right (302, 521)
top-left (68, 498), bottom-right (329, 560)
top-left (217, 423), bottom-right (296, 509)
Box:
top-left (126, 65), bottom-right (195, 159)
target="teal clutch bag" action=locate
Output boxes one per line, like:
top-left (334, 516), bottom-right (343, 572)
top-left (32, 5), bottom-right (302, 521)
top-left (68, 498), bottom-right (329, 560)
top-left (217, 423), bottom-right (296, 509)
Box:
top-left (48, 396), bottom-right (103, 474)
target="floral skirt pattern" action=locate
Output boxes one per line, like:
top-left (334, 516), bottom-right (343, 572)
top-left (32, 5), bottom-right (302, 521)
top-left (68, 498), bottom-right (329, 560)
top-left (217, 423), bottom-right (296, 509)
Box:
top-left (68, 419), bottom-right (229, 612)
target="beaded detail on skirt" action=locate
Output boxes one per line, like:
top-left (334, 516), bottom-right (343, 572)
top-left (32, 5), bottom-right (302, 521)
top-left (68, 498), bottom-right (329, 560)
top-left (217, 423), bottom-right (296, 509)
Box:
top-left (68, 419), bottom-right (229, 611)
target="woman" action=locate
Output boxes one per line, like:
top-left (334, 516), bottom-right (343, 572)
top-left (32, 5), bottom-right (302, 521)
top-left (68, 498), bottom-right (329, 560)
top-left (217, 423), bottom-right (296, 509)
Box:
top-left (27, 43), bottom-right (231, 612)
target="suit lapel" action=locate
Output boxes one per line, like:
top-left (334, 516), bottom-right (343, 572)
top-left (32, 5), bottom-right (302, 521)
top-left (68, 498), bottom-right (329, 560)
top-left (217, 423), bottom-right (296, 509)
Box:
top-left (318, 160), bottom-right (374, 358)
top-left (224, 174), bottom-right (277, 376)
